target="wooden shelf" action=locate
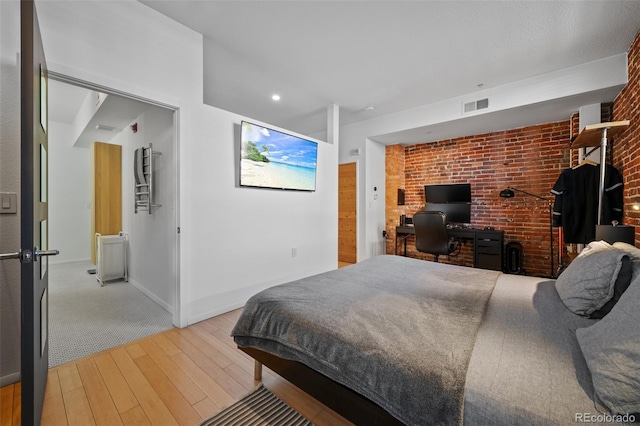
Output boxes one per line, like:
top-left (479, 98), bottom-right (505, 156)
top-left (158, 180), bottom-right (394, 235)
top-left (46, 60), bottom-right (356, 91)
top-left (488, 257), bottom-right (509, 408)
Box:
top-left (571, 120), bottom-right (629, 148)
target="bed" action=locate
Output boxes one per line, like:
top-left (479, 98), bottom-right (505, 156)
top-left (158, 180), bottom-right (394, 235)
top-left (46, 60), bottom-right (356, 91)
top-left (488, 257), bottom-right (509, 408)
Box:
top-left (232, 248), bottom-right (640, 425)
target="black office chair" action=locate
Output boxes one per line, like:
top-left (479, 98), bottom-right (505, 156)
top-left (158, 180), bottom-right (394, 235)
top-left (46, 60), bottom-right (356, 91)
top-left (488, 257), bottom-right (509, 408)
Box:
top-left (413, 211), bottom-right (460, 262)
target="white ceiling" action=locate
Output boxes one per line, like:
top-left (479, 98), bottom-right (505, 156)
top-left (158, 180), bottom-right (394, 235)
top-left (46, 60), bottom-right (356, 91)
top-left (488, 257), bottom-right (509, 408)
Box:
top-left (52, 1), bottom-right (640, 145)
top-left (48, 79), bottom-right (150, 147)
top-left (48, 80), bottom-right (89, 124)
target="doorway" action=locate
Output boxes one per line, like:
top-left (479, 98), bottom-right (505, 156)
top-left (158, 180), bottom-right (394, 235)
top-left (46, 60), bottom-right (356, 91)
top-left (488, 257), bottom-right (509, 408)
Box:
top-left (47, 75), bottom-right (179, 365)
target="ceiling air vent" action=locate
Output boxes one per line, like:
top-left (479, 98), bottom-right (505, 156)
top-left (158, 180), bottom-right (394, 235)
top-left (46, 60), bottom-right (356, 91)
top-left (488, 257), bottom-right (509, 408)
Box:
top-left (95, 124), bottom-right (116, 132)
top-left (463, 98), bottom-right (489, 114)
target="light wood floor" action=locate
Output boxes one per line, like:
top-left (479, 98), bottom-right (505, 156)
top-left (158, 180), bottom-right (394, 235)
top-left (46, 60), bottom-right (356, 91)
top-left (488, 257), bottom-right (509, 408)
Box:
top-left (0, 308), bottom-right (353, 426)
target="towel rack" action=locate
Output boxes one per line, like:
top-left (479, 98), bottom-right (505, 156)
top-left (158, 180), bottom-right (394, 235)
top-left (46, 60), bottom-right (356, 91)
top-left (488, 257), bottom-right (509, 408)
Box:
top-left (134, 143), bottom-right (162, 214)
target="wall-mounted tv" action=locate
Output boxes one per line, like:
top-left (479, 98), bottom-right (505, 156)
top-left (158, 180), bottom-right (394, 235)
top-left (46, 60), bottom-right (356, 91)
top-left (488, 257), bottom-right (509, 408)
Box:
top-left (240, 121), bottom-right (318, 191)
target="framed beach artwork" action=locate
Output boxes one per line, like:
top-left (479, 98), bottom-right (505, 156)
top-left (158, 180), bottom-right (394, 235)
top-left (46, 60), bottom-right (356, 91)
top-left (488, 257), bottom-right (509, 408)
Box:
top-left (240, 121), bottom-right (318, 191)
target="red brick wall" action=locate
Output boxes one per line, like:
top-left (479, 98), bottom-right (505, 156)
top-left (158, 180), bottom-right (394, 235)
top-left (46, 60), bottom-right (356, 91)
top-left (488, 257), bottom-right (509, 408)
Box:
top-left (386, 123), bottom-right (571, 276)
top-left (385, 144), bottom-right (405, 235)
top-left (613, 30), bottom-right (640, 245)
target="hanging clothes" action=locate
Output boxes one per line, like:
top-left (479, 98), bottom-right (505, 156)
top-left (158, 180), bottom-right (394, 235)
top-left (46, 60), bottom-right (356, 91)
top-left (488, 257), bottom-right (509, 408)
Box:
top-left (551, 163), bottom-right (623, 243)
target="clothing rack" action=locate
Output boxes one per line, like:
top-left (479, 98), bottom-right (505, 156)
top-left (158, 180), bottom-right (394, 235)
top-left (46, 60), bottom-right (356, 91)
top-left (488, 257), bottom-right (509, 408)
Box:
top-left (570, 121), bottom-right (629, 224)
top-left (134, 143), bottom-right (162, 214)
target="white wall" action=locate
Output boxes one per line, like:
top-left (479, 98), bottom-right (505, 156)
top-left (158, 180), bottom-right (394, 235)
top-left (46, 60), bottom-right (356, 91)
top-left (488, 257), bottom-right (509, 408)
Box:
top-left (365, 138), bottom-right (386, 256)
top-left (185, 106), bottom-right (338, 323)
top-left (0, 0), bottom-right (22, 386)
top-left (120, 107), bottom-right (176, 312)
top-left (35, 0), bottom-right (339, 329)
top-left (48, 121), bottom-right (91, 263)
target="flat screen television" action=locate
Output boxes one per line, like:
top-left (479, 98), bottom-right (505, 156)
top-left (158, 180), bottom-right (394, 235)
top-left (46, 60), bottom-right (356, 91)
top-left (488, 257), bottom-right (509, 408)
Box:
top-left (240, 121), bottom-right (318, 191)
top-left (424, 183), bottom-right (471, 203)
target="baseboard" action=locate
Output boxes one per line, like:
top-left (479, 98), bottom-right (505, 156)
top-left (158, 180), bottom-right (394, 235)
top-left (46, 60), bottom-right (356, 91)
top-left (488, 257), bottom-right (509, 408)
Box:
top-left (127, 278), bottom-right (173, 314)
top-left (0, 371), bottom-right (20, 387)
top-left (186, 281), bottom-right (273, 326)
top-left (50, 257), bottom-right (91, 265)
top-left (186, 269), bottom-right (336, 326)
top-left (188, 300), bottom-right (247, 326)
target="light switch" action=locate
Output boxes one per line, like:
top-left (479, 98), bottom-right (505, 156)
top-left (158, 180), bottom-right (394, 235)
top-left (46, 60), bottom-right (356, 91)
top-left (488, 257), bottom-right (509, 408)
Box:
top-left (0, 192), bottom-right (17, 214)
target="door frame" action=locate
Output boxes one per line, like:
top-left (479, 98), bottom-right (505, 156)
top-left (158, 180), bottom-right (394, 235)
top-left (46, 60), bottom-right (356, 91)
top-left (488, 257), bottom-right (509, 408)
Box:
top-left (47, 71), bottom-right (182, 327)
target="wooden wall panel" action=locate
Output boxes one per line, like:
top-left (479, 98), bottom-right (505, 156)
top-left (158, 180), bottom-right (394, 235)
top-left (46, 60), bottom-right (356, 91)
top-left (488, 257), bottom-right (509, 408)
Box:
top-left (91, 142), bottom-right (122, 264)
top-left (338, 162), bottom-right (357, 264)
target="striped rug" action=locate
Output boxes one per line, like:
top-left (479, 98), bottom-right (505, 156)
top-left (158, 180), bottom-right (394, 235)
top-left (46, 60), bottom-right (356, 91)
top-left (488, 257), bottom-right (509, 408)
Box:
top-left (201, 385), bottom-right (314, 426)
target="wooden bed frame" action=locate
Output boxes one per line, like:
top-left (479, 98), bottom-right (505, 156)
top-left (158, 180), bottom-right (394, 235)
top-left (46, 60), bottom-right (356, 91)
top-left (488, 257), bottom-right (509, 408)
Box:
top-left (240, 347), bottom-right (404, 425)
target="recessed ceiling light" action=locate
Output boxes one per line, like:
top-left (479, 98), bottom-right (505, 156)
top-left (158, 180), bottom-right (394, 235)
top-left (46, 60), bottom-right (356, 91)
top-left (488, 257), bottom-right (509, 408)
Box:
top-left (271, 94), bottom-right (281, 101)
top-left (365, 106), bottom-right (375, 111)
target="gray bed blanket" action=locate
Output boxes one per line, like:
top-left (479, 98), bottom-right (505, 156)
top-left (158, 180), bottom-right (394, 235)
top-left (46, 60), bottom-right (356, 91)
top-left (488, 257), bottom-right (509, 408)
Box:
top-left (232, 255), bottom-right (501, 426)
top-left (464, 274), bottom-right (632, 425)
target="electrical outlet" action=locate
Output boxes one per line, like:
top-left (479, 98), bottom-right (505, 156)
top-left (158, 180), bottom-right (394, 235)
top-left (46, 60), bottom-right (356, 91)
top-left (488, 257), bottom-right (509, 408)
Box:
top-left (291, 248), bottom-right (297, 258)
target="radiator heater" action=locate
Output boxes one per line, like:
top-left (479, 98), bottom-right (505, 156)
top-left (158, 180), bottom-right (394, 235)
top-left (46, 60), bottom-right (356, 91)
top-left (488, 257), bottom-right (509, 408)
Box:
top-left (370, 240), bottom-right (385, 257)
top-left (95, 232), bottom-right (128, 286)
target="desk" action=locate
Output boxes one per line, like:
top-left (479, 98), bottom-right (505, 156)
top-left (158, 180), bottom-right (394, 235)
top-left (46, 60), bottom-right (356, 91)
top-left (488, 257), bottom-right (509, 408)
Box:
top-left (395, 226), bottom-right (504, 271)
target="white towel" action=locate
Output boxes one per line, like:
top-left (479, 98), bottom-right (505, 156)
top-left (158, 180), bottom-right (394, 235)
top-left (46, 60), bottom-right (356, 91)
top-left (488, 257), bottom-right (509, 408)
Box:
top-left (134, 147), bottom-right (148, 185)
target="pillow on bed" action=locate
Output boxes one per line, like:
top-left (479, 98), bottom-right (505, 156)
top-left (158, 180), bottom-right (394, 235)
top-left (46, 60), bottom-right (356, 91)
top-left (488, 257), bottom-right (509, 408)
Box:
top-left (613, 242), bottom-right (640, 281)
top-left (576, 273), bottom-right (640, 415)
top-left (589, 255), bottom-right (633, 319)
top-left (555, 241), bottom-right (630, 317)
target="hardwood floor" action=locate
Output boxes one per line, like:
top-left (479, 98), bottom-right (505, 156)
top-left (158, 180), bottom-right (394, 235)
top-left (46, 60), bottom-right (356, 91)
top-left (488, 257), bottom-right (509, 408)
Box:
top-left (0, 309), bottom-right (353, 426)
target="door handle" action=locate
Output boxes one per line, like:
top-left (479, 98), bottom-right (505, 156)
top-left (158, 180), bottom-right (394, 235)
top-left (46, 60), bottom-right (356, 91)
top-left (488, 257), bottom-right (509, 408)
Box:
top-left (34, 247), bottom-right (59, 261)
top-left (0, 248), bottom-right (59, 263)
top-left (1, 250), bottom-right (33, 263)
top-left (0, 252), bottom-right (22, 261)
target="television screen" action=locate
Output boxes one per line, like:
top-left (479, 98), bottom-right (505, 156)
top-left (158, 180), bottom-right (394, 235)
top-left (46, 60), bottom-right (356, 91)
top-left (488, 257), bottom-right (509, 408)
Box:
top-left (424, 183), bottom-right (471, 203)
top-left (240, 121), bottom-right (318, 191)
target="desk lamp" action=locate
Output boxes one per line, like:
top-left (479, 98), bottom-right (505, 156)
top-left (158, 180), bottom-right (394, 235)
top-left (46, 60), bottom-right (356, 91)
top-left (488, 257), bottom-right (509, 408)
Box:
top-left (500, 187), bottom-right (554, 278)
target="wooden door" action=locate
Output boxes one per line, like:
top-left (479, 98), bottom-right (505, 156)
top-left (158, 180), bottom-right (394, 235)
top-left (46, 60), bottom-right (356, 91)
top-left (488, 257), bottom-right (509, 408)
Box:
top-left (91, 142), bottom-right (122, 264)
top-left (338, 162), bottom-right (357, 264)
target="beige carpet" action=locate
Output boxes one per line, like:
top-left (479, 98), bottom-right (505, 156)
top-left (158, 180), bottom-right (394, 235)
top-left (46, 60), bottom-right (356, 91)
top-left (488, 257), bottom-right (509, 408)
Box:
top-left (201, 385), bottom-right (313, 426)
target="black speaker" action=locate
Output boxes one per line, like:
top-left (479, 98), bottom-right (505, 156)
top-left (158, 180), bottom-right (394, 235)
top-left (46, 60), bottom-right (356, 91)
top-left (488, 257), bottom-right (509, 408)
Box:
top-left (397, 189), bottom-right (405, 205)
top-left (506, 242), bottom-right (523, 274)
